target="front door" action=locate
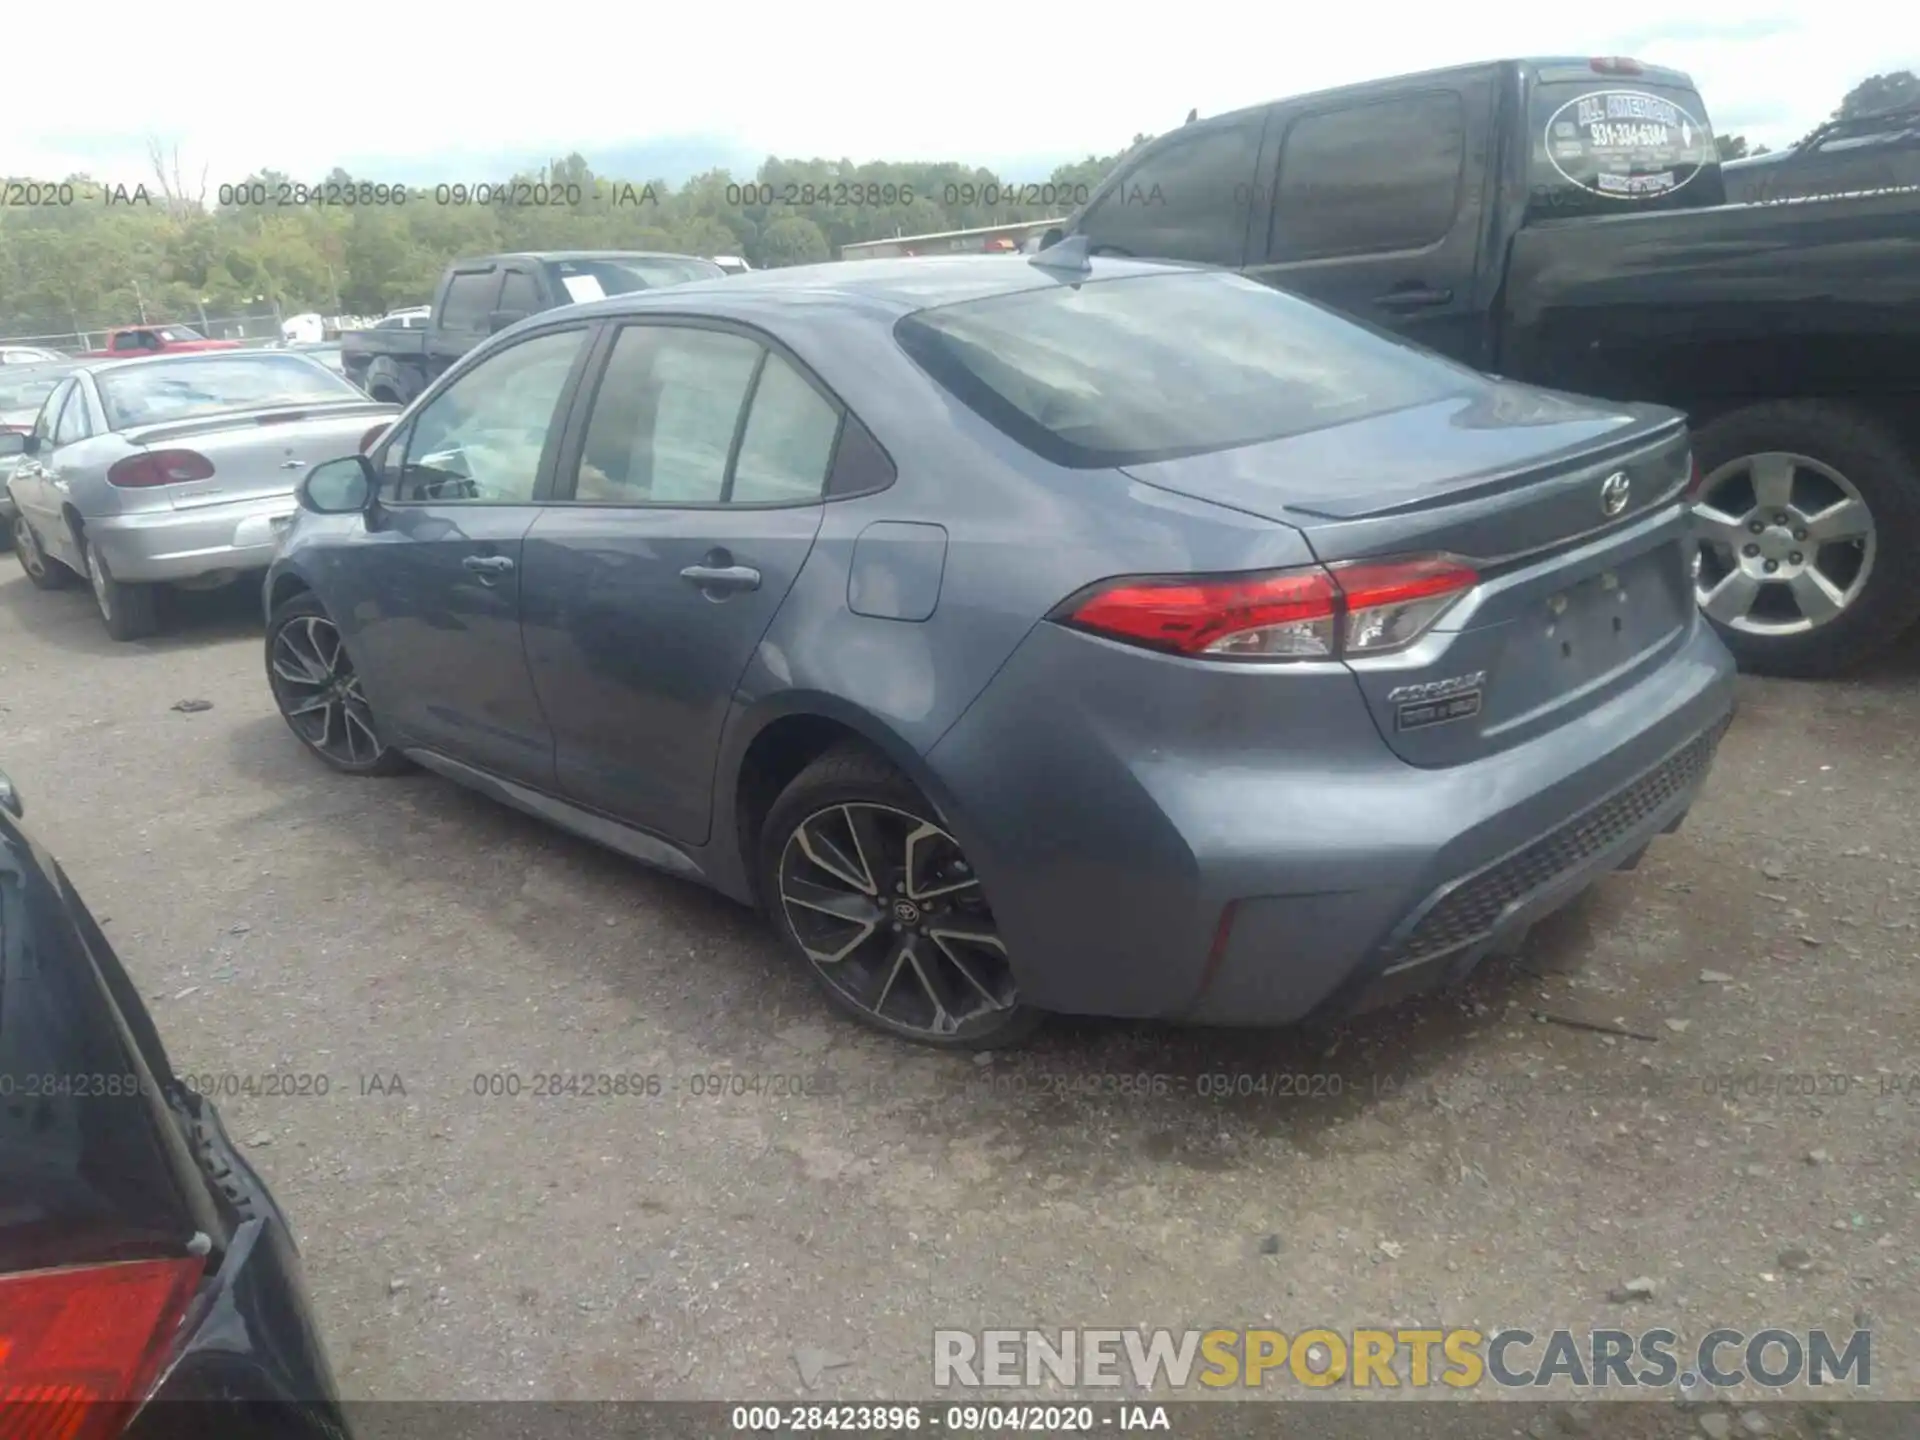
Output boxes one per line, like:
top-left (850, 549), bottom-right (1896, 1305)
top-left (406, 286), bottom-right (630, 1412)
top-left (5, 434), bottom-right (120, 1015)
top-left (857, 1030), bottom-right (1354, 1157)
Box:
top-left (333, 323), bottom-right (594, 784)
top-left (519, 322), bottom-right (837, 845)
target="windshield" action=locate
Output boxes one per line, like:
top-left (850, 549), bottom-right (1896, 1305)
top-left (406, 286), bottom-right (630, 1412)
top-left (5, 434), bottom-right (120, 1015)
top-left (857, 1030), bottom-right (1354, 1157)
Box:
top-left (0, 372), bottom-right (70, 414)
top-left (547, 257), bottom-right (726, 303)
top-left (1528, 78), bottom-right (1724, 220)
top-left (895, 271), bottom-right (1466, 469)
top-left (96, 354), bottom-right (364, 431)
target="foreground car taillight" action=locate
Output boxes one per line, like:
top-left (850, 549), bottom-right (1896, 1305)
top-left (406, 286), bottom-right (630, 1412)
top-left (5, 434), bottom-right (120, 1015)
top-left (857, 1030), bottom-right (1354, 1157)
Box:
top-left (0, 1256), bottom-right (203, 1440)
top-left (1059, 556), bottom-right (1478, 660)
top-left (105, 450), bottom-right (215, 489)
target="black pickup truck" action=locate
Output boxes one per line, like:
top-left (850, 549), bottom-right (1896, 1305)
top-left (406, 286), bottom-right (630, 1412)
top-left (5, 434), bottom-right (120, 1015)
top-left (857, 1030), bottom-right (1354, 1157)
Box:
top-left (1046, 57), bottom-right (1920, 676)
top-left (340, 250), bottom-right (726, 408)
top-left (1724, 103), bottom-right (1920, 203)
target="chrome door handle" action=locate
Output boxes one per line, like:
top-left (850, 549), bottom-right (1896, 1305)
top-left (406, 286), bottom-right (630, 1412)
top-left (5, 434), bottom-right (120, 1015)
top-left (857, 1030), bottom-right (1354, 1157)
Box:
top-left (462, 554), bottom-right (515, 575)
top-left (679, 563), bottom-right (761, 593)
top-left (281, 459), bottom-right (307, 470)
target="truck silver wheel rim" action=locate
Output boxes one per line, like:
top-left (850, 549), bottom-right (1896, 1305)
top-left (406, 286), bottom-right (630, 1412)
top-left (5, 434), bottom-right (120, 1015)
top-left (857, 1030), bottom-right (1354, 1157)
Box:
top-left (13, 517), bottom-right (46, 579)
top-left (1691, 451), bottom-right (1874, 636)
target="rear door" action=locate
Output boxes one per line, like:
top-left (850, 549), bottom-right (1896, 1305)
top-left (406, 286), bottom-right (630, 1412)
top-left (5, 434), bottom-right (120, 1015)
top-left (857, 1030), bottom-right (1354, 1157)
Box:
top-left (1245, 77), bottom-right (1495, 366)
top-left (333, 322), bottom-right (595, 783)
top-left (519, 320), bottom-right (834, 845)
top-left (6, 380), bottom-right (72, 541)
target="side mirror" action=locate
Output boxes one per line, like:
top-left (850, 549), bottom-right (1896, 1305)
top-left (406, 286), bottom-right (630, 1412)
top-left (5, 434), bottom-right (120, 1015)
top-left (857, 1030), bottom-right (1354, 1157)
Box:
top-left (487, 310), bottom-right (530, 335)
top-left (0, 432), bottom-right (25, 457)
top-left (0, 767), bottom-right (22, 820)
top-left (1039, 227), bottom-right (1066, 251)
top-left (20, 432), bottom-right (41, 457)
top-left (297, 454), bottom-right (375, 515)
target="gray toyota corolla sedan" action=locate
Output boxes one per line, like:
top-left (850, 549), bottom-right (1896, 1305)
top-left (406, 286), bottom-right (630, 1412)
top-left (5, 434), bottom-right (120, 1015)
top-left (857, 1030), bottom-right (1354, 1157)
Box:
top-left (264, 251), bottom-right (1737, 1049)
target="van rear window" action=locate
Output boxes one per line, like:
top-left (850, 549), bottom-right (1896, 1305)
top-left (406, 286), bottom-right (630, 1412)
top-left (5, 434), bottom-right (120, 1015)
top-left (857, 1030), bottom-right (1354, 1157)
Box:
top-left (1528, 81), bottom-right (1723, 220)
top-left (894, 271), bottom-right (1464, 469)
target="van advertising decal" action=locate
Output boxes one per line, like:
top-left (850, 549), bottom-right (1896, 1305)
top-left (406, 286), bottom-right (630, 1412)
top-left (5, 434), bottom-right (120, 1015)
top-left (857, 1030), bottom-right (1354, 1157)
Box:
top-left (1545, 89), bottom-right (1716, 199)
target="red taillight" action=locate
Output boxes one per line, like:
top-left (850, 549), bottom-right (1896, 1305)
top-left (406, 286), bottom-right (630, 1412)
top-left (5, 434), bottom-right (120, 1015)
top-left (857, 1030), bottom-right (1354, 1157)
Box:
top-left (1589, 56), bottom-right (1645, 74)
top-left (104, 449), bottom-right (214, 489)
top-left (1329, 556), bottom-right (1481, 655)
top-left (358, 424), bottom-right (389, 453)
top-left (0, 1256), bottom-right (203, 1440)
top-left (1061, 556), bottom-right (1477, 661)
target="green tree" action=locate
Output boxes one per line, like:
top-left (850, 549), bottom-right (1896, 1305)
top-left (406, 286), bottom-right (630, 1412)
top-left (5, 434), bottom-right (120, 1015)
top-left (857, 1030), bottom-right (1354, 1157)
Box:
top-left (1833, 70), bottom-right (1919, 121)
top-left (758, 215), bottom-right (830, 267)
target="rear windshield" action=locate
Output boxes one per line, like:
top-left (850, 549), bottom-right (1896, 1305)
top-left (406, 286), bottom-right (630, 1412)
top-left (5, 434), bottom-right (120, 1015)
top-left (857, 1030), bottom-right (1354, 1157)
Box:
top-left (546, 257), bottom-right (725, 303)
top-left (1528, 78), bottom-right (1724, 220)
top-left (893, 271), bottom-right (1465, 469)
top-left (156, 325), bottom-right (205, 342)
top-left (96, 354), bottom-right (363, 430)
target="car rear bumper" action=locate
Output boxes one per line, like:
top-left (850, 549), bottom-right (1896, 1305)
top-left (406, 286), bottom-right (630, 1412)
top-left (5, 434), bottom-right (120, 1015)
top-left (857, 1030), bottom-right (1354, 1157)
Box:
top-left (86, 495), bottom-right (295, 583)
top-left (131, 1087), bottom-right (350, 1439)
top-left (926, 618), bottom-right (1738, 1025)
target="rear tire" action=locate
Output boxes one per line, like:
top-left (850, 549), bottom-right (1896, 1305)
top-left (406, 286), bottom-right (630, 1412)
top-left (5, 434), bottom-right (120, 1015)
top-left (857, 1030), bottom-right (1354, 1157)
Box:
top-left (1690, 401), bottom-right (1920, 677)
top-left (758, 742), bottom-right (1044, 1051)
top-left (83, 542), bottom-right (160, 641)
top-left (12, 514), bottom-right (78, 590)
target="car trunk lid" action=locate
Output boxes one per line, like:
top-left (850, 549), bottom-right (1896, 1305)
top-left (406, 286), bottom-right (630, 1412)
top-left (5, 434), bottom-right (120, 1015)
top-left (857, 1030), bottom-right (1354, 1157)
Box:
top-left (1119, 390), bottom-right (1697, 766)
top-left (120, 402), bottom-right (399, 510)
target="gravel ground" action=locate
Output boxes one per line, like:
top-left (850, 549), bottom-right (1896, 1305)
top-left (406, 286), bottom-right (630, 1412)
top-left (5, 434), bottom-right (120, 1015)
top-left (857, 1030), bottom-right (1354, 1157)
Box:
top-left (1, 566), bottom-right (1915, 1427)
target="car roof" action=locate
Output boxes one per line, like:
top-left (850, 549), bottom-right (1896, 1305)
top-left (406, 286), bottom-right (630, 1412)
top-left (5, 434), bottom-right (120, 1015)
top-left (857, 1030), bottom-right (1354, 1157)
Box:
top-left (551, 253), bottom-right (1208, 323)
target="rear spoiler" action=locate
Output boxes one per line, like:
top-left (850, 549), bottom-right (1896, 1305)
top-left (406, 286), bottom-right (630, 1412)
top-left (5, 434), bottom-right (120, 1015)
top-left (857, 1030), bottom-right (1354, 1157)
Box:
top-left (124, 400), bottom-right (398, 448)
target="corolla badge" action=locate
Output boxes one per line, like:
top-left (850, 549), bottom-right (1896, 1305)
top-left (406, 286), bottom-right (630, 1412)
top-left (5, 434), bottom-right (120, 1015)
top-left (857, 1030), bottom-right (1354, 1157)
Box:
top-left (1600, 471), bottom-right (1632, 516)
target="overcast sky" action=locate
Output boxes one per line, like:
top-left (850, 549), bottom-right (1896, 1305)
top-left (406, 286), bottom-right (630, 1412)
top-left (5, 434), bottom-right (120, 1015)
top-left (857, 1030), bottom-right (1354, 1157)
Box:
top-left (6, 1), bottom-right (1913, 187)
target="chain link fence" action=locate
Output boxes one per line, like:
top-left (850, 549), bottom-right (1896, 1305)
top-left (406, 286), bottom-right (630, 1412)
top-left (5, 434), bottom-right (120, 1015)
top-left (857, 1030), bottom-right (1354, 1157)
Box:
top-left (0, 307), bottom-right (292, 355)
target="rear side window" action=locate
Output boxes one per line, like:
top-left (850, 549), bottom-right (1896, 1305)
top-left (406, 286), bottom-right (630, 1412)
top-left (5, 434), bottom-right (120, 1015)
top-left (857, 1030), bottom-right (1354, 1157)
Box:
top-left (1075, 116), bottom-right (1262, 267)
top-left (52, 386), bottom-right (90, 446)
top-left (1270, 93), bottom-right (1466, 261)
top-left (439, 271), bottom-right (500, 330)
top-left (895, 271), bottom-right (1463, 469)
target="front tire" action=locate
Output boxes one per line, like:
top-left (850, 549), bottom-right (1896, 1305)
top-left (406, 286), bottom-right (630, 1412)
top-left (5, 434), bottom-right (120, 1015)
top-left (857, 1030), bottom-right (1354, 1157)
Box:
top-left (758, 743), bottom-right (1043, 1050)
top-left (266, 593), bottom-right (412, 776)
top-left (1690, 401), bottom-right (1920, 677)
top-left (12, 514), bottom-right (78, 590)
top-left (83, 542), bottom-right (160, 640)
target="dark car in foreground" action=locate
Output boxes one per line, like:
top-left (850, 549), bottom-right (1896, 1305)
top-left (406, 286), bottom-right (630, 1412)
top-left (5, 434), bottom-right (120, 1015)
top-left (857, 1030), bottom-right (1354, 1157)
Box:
top-left (264, 254), bottom-right (1736, 1049)
top-left (1043, 56), bottom-right (1920, 678)
top-left (0, 765), bottom-right (347, 1438)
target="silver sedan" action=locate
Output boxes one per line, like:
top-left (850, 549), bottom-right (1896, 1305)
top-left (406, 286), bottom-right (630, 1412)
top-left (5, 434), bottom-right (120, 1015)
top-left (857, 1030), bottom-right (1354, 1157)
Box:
top-left (8, 351), bottom-right (398, 640)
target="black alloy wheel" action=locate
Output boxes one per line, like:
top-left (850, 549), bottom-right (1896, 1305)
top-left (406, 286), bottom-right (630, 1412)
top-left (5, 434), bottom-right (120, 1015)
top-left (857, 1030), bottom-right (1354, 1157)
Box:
top-left (266, 596), bottom-right (410, 776)
top-left (761, 746), bottom-right (1041, 1049)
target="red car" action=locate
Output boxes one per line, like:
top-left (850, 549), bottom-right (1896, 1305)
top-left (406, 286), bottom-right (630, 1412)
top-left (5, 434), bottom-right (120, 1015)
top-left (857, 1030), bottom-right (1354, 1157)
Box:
top-left (79, 324), bottom-right (244, 359)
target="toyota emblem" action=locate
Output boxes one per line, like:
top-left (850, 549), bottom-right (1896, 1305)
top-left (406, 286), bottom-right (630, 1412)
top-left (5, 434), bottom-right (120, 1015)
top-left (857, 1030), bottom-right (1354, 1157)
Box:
top-left (1600, 472), bottom-right (1632, 516)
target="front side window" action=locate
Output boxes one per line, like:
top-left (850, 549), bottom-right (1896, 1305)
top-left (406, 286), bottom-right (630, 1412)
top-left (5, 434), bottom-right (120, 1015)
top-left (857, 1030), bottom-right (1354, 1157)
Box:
top-left (110, 331), bottom-right (151, 353)
top-left (396, 327), bottom-right (586, 504)
top-left (498, 269), bottom-right (544, 312)
top-left (1074, 116), bottom-right (1262, 268)
top-left (438, 271), bottom-right (501, 331)
top-left (895, 270), bottom-right (1464, 469)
